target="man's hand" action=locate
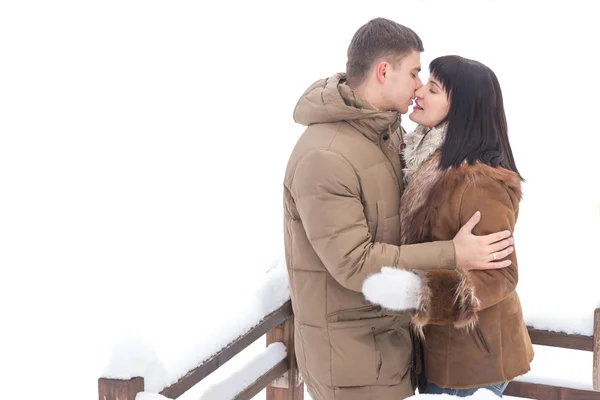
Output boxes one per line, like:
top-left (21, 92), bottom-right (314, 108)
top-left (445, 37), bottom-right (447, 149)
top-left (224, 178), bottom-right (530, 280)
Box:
top-left (453, 211), bottom-right (514, 270)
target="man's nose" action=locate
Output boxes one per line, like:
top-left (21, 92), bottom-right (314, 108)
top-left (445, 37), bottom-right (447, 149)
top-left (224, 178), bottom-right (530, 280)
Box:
top-left (414, 85), bottom-right (424, 97)
top-left (415, 76), bottom-right (424, 90)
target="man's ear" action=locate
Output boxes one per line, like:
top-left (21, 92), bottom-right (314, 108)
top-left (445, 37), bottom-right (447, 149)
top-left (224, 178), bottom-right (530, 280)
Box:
top-left (375, 61), bottom-right (389, 83)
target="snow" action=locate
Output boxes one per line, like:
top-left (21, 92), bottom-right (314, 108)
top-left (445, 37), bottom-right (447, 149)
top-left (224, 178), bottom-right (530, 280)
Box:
top-left (102, 258), bottom-right (289, 392)
top-left (136, 343), bottom-right (287, 400)
top-left (1, 1), bottom-right (599, 399)
top-left (199, 342), bottom-right (286, 400)
top-left (102, 331), bottom-right (168, 390)
top-left (137, 394), bottom-right (171, 400)
top-left (514, 344), bottom-right (594, 391)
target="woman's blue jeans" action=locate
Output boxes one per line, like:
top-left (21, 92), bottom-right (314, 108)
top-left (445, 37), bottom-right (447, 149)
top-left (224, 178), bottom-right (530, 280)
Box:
top-left (423, 381), bottom-right (510, 397)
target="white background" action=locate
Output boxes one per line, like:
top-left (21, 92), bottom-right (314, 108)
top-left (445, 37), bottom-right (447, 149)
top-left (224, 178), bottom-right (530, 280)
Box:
top-left (1, 1), bottom-right (598, 398)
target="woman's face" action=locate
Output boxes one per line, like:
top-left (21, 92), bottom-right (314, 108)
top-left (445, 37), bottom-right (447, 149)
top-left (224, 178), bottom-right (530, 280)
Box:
top-left (409, 75), bottom-right (450, 127)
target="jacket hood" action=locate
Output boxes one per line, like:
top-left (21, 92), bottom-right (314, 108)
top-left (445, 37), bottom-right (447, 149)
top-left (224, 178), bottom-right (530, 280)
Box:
top-left (293, 73), bottom-right (400, 138)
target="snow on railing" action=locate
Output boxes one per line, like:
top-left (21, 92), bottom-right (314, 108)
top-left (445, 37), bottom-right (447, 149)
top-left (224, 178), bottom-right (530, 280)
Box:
top-left (198, 342), bottom-right (287, 400)
top-left (98, 259), bottom-right (303, 399)
top-left (505, 308), bottom-right (600, 398)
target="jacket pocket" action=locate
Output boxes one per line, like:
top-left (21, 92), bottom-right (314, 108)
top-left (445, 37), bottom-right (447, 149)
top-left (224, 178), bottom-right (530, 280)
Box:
top-left (328, 318), bottom-right (411, 388)
top-left (328, 320), bottom-right (380, 387)
top-left (470, 326), bottom-right (491, 355)
top-left (326, 304), bottom-right (383, 323)
top-left (372, 327), bottom-right (382, 378)
top-left (373, 327), bottom-right (412, 386)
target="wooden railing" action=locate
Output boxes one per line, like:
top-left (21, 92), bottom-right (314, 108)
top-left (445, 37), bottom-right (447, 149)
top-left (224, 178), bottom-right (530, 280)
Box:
top-left (99, 303), bottom-right (599, 400)
top-left (504, 308), bottom-right (600, 399)
top-left (98, 301), bottom-right (304, 400)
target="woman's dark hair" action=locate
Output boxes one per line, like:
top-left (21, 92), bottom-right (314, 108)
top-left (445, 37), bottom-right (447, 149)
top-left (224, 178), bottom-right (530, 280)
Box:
top-left (431, 55), bottom-right (522, 180)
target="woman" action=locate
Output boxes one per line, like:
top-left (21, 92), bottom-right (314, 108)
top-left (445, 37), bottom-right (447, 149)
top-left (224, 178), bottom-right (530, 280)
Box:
top-left (362, 56), bottom-right (534, 397)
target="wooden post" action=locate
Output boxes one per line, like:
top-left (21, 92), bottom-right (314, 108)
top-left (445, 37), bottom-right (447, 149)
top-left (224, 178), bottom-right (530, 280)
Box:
top-left (98, 377), bottom-right (144, 400)
top-left (266, 316), bottom-right (304, 400)
top-left (504, 380), bottom-right (600, 399)
top-left (594, 308), bottom-right (600, 392)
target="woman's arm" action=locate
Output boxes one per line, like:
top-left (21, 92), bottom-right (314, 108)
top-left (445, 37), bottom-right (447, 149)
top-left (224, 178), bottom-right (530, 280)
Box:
top-left (414, 177), bottom-right (519, 328)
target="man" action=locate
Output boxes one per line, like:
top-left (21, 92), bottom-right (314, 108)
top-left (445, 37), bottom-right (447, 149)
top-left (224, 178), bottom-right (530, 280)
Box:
top-left (283, 18), bottom-right (515, 400)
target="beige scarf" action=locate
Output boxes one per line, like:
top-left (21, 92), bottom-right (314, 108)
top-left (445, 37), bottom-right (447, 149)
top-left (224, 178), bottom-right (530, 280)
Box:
top-left (402, 122), bottom-right (448, 184)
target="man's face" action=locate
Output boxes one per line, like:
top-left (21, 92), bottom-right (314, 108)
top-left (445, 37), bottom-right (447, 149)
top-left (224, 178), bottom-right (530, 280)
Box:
top-left (381, 50), bottom-right (423, 114)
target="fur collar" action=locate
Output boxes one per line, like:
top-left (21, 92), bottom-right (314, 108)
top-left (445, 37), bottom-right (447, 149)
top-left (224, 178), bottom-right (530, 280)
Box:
top-left (402, 123), bottom-right (447, 185)
top-left (400, 152), bottom-right (522, 245)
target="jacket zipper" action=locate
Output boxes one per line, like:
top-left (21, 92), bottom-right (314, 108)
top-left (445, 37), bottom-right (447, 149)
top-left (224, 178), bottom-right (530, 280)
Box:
top-left (343, 119), bottom-right (403, 187)
top-left (379, 124), bottom-right (402, 188)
